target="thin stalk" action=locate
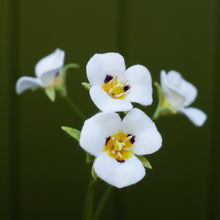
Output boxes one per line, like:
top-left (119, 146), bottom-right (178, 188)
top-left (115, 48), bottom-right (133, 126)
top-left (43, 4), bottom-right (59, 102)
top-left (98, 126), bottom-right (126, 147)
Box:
top-left (93, 185), bottom-right (113, 220)
top-left (83, 178), bottom-right (97, 220)
top-left (152, 82), bottom-right (163, 121)
top-left (152, 104), bottom-right (161, 121)
top-left (63, 95), bottom-right (86, 121)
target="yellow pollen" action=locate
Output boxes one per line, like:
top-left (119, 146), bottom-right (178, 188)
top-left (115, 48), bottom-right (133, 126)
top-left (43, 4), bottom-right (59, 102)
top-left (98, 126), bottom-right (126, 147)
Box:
top-left (52, 74), bottom-right (63, 88)
top-left (161, 96), bottom-right (176, 113)
top-left (102, 76), bottom-right (130, 99)
top-left (104, 131), bottom-right (133, 161)
top-left (162, 96), bottom-right (172, 108)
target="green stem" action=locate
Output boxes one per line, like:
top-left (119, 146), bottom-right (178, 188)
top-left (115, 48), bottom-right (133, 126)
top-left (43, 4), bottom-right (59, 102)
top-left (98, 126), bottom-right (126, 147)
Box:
top-left (63, 95), bottom-right (86, 121)
top-left (152, 82), bottom-right (163, 121)
top-left (152, 104), bottom-right (161, 121)
top-left (83, 178), bottom-right (97, 220)
top-left (93, 185), bottom-right (113, 220)
top-left (62, 63), bottom-right (80, 73)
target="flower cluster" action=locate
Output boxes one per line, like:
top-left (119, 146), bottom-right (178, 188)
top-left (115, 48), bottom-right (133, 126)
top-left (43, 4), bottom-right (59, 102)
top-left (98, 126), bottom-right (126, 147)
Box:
top-left (16, 50), bottom-right (207, 189)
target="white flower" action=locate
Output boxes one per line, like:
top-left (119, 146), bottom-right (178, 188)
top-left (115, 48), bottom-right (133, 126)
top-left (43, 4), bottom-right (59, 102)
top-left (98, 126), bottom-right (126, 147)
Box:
top-left (16, 49), bottom-right (65, 100)
top-left (160, 70), bottom-right (207, 126)
top-left (86, 52), bottom-right (153, 112)
top-left (79, 108), bottom-right (162, 188)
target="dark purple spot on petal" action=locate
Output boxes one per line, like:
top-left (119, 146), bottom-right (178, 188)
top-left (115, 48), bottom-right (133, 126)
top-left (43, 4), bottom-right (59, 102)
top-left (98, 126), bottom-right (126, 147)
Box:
top-left (124, 85), bottom-right (130, 92)
top-left (104, 75), bottom-right (113, 83)
top-left (105, 136), bottom-right (111, 145)
top-left (117, 159), bottom-right (125, 163)
top-left (55, 71), bottom-right (60, 77)
top-left (128, 134), bottom-right (136, 144)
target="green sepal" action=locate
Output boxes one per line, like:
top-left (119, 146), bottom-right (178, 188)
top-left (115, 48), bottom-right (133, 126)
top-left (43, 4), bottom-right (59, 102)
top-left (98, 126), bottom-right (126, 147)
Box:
top-left (152, 82), bottom-right (176, 120)
top-left (82, 82), bottom-right (92, 90)
top-left (61, 126), bottom-right (80, 142)
top-left (91, 167), bottom-right (98, 180)
top-left (154, 82), bottom-right (163, 105)
top-left (137, 155), bottom-right (152, 169)
top-left (86, 152), bottom-right (93, 164)
top-left (45, 86), bottom-right (56, 102)
top-left (160, 106), bottom-right (176, 116)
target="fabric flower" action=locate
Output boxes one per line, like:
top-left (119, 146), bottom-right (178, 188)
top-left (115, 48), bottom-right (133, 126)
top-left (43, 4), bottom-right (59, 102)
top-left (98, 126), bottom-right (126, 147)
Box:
top-left (16, 49), bottom-right (65, 101)
top-left (86, 52), bottom-right (153, 112)
top-left (160, 70), bottom-right (207, 126)
top-left (79, 108), bottom-right (162, 188)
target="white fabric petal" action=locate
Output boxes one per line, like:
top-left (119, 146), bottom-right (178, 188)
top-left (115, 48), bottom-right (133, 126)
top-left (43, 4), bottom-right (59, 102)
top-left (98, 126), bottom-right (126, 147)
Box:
top-left (16, 76), bottom-right (43, 94)
top-left (86, 53), bottom-right (126, 86)
top-left (178, 107), bottom-right (207, 127)
top-left (162, 70), bottom-right (198, 107)
top-left (124, 65), bottom-right (152, 106)
top-left (94, 152), bottom-right (145, 188)
top-left (90, 86), bottom-right (133, 112)
top-left (79, 112), bottom-right (121, 156)
top-left (35, 49), bottom-right (65, 78)
top-left (121, 108), bottom-right (162, 155)
top-left (160, 70), bottom-right (185, 109)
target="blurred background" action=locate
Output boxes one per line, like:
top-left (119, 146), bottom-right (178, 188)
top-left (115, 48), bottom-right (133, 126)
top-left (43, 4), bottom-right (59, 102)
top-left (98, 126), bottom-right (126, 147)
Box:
top-left (0, 0), bottom-right (219, 219)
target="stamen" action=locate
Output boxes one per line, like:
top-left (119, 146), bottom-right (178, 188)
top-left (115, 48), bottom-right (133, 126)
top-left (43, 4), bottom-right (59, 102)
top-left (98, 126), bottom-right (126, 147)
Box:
top-left (102, 75), bottom-right (130, 100)
top-left (113, 89), bottom-right (130, 98)
top-left (105, 136), bottom-right (111, 145)
top-left (124, 85), bottom-right (130, 92)
top-left (127, 134), bottom-right (136, 144)
top-left (117, 152), bottom-right (123, 158)
top-left (104, 75), bottom-right (113, 83)
top-left (104, 131), bottom-right (134, 161)
top-left (123, 135), bottom-right (132, 142)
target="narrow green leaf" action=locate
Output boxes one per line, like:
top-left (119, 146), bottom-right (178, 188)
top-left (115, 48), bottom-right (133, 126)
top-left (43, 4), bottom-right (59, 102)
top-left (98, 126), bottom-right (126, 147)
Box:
top-left (82, 82), bottom-right (92, 90)
top-left (61, 126), bottom-right (80, 142)
top-left (137, 156), bottom-right (152, 169)
top-left (45, 86), bottom-right (55, 102)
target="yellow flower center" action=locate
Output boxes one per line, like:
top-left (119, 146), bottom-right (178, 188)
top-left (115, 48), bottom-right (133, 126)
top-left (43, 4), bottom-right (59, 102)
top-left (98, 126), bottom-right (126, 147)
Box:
top-left (53, 73), bottom-right (63, 88)
top-left (104, 131), bottom-right (134, 162)
top-left (161, 96), bottom-right (176, 113)
top-left (162, 96), bottom-right (172, 108)
top-left (102, 76), bottom-right (130, 99)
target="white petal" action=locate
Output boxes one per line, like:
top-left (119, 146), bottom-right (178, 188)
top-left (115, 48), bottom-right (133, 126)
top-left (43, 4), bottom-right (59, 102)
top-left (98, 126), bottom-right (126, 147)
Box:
top-left (178, 107), bottom-right (207, 127)
top-left (162, 70), bottom-right (198, 107)
top-left (40, 71), bottom-right (61, 87)
top-left (121, 108), bottom-right (162, 155)
top-left (79, 112), bottom-right (121, 156)
top-left (124, 65), bottom-right (152, 106)
top-left (86, 52), bottom-right (126, 86)
top-left (90, 86), bottom-right (133, 112)
top-left (35, 49), bottom-right (65, 78)
top-left (94, 152), bottom-right (145, 188)
top-left (16, 76), bottom-right (43, 94)
top-left (160, 70), bottom-right (185, 109)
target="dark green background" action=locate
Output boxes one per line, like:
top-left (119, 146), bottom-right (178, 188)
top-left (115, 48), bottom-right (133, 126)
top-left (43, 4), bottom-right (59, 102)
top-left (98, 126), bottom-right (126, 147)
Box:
top-left (1, 0), bottom-right (219, 219)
